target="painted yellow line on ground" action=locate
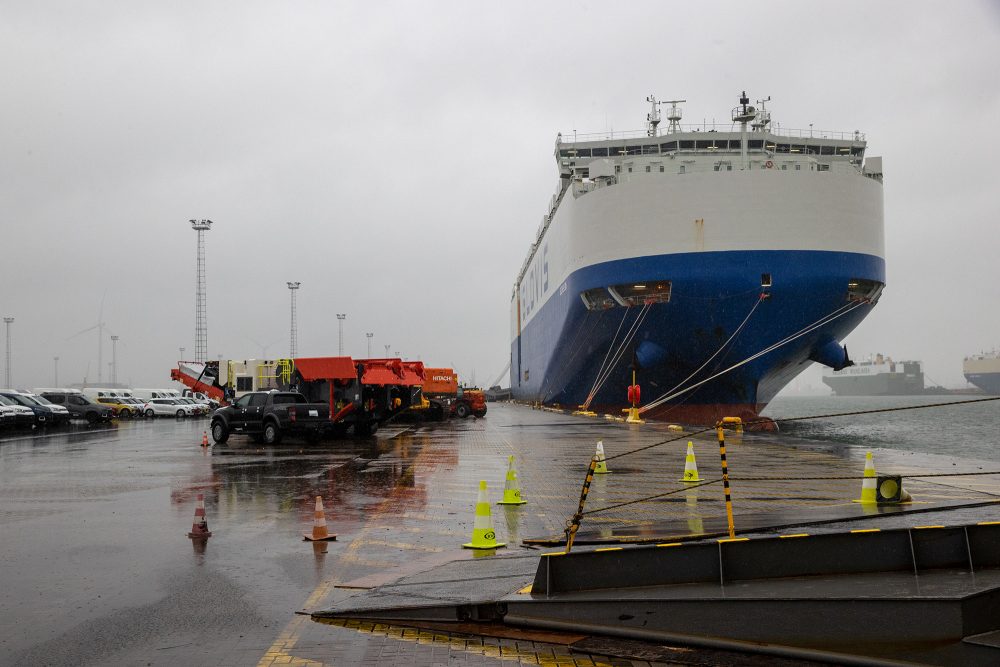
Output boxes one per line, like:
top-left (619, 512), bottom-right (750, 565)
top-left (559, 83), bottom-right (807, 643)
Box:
top-left (258, 444), bottom-right (438, 667)
top-left (851, 528), bottom-right (881, 533)
top-left (780, 533), bottom-right (810, 539)
top-left (353, 538), bottom-right (445, 552)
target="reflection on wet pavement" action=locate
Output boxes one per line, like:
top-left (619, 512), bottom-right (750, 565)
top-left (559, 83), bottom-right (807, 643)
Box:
top-left (3, 404), bottom-right (1000, 666)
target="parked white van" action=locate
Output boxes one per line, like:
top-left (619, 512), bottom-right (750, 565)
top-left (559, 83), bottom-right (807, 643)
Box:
top-left (133, 388), bottom-right (182, 401)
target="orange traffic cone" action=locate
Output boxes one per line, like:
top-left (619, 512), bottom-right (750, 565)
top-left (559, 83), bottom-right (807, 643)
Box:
top-left (201, 431), bottom-right (209, 447)
top-left (304, 496), bottom-right (337, 541)
top-left (187, 493), bottom-right (212, 538)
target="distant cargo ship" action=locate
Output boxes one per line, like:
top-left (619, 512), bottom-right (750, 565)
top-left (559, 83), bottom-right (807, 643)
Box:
top-left (964, 351), bottom-right (1000, 394)
top-left (822, 354), bottom-right (924, 396)
top-left (509, 92), bottom-right (885, 424)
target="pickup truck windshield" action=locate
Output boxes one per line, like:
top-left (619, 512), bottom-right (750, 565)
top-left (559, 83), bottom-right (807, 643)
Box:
top-left (271, 394), bottom-right (307, 405)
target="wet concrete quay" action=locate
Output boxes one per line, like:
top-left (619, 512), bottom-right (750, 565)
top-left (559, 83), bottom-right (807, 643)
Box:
top-left (3, 404), bottom-right (1000, 666)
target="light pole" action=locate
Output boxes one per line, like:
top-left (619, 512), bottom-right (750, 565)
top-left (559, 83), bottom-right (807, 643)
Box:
top-left (179, 347), bottom-right (185, 360)
top-left (54, 356), bottom-right (59, 386)
top-left (190, 219), bottom-right (213, 363)
top-left (287, 282), bottom-right (300, 357)
top-left (384, 344), bottom-right (390, 358)
top-left (336, 314), bottom-right (346, 355)
top-left (366, 332), bottom-right (373, 358)
top-left (110, 335), bottom-right (119, 385)
top-left (3, 317), bottom-right (13, 387)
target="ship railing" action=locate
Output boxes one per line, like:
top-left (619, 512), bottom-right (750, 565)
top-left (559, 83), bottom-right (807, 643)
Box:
top-left (559, 125), bottom-right (864, 144)
top-left (517, 179), bottom-right (572, 285)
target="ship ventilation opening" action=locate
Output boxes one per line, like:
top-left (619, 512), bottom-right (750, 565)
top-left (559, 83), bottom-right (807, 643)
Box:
top-left (761, 273), bottom-right (772, 288)
top-left (847, 278), bottom-right (884, 304)
top-left (609, 281), bottom-right (672, 306)
top-left (580, 288), bottom-right (617, 311)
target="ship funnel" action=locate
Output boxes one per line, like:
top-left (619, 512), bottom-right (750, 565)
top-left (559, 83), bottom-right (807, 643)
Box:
top-left (810, 340), bottom-right (853, 371)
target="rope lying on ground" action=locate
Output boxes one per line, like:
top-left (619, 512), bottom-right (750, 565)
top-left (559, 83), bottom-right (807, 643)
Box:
top-left (578, 395), bottom-right (1000, 520)
top-left (607, 395), bottom-right (1000, 462)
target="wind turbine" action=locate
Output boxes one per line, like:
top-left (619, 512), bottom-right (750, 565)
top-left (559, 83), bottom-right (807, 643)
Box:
top-left (68, 293), bottom-right (113, 385)
top-left (247, 336), bottom-right (282, 359)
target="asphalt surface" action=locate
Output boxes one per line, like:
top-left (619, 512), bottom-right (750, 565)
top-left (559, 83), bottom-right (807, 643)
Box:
top-left (2, 404), bottom-right (999, 666)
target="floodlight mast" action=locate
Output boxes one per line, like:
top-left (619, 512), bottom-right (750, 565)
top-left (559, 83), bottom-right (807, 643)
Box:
top-left (3, 317), bottom-right (13, 387)
top-left (287, 282), bottom-right (301, 357)
top-left (190, 219), bottom-right (213, 363)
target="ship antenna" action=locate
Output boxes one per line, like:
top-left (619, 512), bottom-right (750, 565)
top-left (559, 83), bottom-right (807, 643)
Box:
top-left (731, 90), bottom-right (757, 170)
top-left (663, 99), bottom-right (686, 134)
top-left (751, 96), bottom-right (771, 133)
top-left (646, 94), bottom-right (662, 137)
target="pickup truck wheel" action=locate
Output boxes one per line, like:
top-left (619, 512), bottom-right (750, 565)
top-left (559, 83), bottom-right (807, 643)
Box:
top-left (454, 402), bottom-right (471, 419)
top-left (145, 408), bottom-right (155, 418)
top-left (263, 421), bottom-right (282, 445)
top-left (211, 421), bottom-right (229, 444)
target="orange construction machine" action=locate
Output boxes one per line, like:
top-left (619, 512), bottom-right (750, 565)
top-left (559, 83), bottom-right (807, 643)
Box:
top-left (420, 368), bottom-right (487, 420)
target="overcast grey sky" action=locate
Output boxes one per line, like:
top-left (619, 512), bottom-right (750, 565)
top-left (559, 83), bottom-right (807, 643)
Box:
top-left (2, 0), bottom-right (999, 391)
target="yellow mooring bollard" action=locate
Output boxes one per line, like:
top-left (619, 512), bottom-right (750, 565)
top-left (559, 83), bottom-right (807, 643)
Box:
top-left (717, 421), bottom-right (736, 539)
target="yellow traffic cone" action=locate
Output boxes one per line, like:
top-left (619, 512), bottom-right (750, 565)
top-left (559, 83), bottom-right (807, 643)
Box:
top-left (679, 441), bottom-right (703, 482)
top-left (463, 481), bottom-right (506, 549)
top-left (853, 451), bottom-right (877, 504)
top-left (594, 440), bottom-right (610, 474)
top-left (304, 495), bottom-right (337, 541)
top-left (497, 455), bottom-right (527, 505)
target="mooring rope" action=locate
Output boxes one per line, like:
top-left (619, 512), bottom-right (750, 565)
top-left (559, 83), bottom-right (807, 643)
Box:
top-left (639, 300), bottom-right (865, 413)
top-left (640, 293), bottom-right (765, 411)
top-left (569, 396), bottom-right (1000, 525)
top-left (583, 302), bottom-right (651, 409)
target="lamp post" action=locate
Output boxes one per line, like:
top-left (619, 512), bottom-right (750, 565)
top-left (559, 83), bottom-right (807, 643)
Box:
top-left (110, 335), bottom-right (119, 385)
top-left (287, 282), bottom-right (300, 357)
top-left (336, 314), bottom-right (346, 355)
top-left (384, 344), bottom-right (390, 358)
top-left (3, 317), bottom-right (13, 388)
top-left (366, 332), bottom-right (373, 358)
top-left (179, 347), bottom-right (185, 360)
top-left (54, 356), bottom-right (59, 386)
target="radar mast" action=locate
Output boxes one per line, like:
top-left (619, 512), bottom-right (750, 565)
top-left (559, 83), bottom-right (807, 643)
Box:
top-left (732, 90), bottom-right (758, 170)
top-left (645, 95), bottom-right (661, 137)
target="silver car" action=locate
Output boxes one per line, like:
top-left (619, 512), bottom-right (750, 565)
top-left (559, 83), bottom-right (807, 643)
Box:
top-left (143, 398), bottom-right (196, 418)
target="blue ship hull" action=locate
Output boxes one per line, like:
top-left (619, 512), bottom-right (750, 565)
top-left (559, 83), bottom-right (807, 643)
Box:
top-left (964, 373), bottom-right (1000, 395)
top-left (510, 249), bottom-right (884, 424)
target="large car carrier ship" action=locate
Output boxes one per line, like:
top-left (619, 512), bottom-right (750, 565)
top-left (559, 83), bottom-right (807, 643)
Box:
top-left (510, 92), bottom-right (886, 424)
top-left (964, 350), bottom-right (1000, 394)
top-left (821, 354), bottom-right (924, 396)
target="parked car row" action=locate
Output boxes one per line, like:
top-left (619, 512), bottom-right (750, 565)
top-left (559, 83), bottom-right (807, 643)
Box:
top-left (0, 388), bottom-right (215, 430)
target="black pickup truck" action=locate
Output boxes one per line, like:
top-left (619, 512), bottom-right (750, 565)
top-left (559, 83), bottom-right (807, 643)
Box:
top-left (210, 391), bottom-right (331, 445)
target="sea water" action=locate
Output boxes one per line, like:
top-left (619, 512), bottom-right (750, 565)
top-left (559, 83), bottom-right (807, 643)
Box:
top-left (762, 395), bottom-right (1000, 463)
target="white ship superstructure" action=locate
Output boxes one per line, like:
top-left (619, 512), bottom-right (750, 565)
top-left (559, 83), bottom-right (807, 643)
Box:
top-left (511, 92), bottom-right (885, 424)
